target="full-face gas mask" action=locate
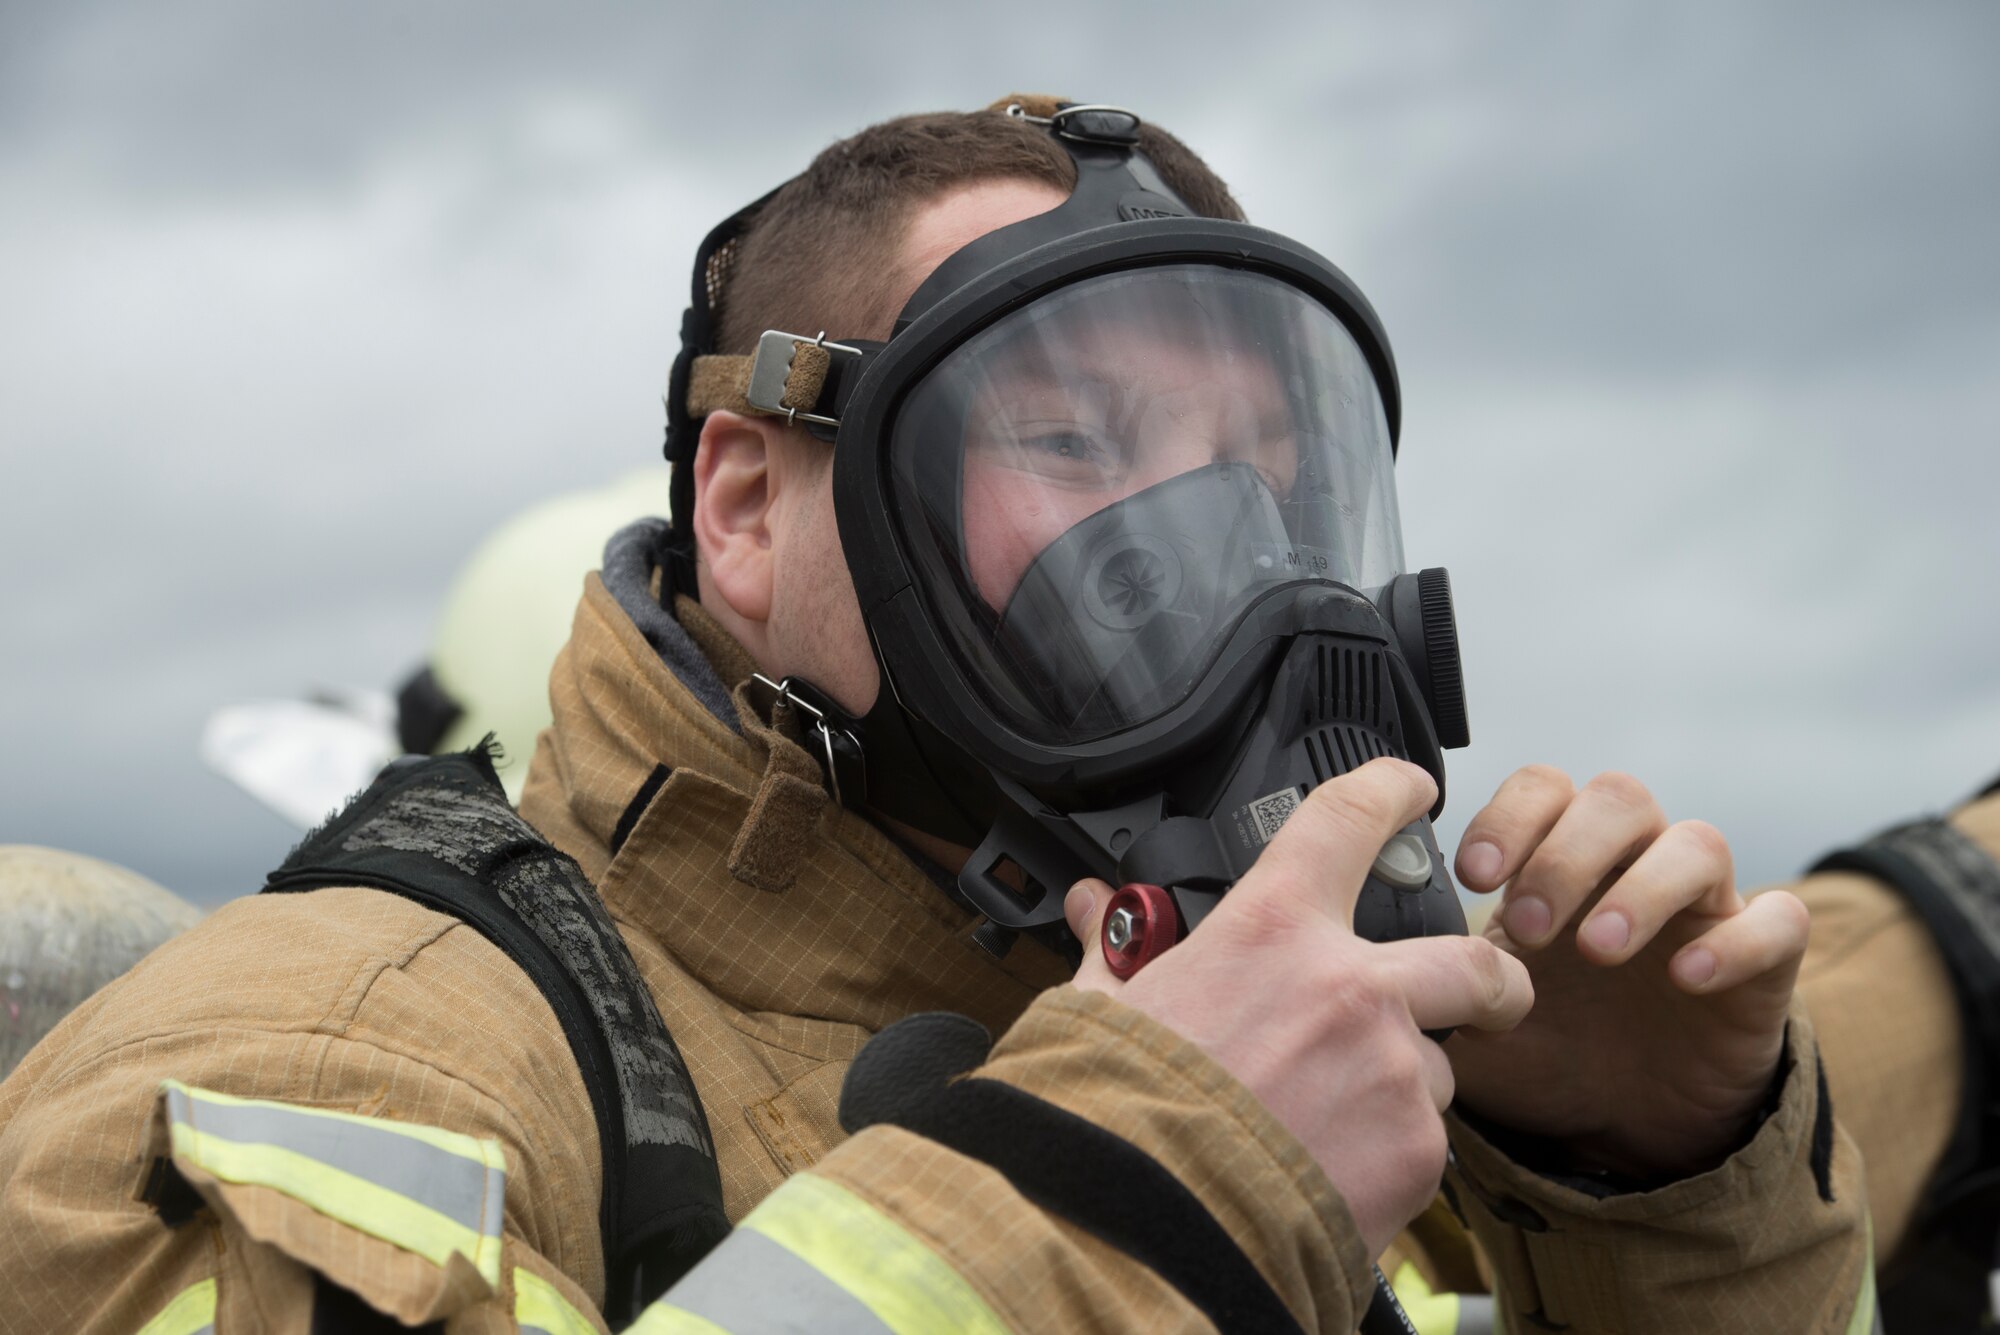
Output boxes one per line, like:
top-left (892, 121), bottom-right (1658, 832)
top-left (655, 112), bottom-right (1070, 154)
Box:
top-left (667, 102), bottom-right (1470, 965)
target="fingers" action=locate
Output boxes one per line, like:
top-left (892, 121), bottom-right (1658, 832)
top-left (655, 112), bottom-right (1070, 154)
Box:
top-left (1500, 771), bottom-right (1668, 949)
top-left (1065, 878), bottom-right (1121, 995)
top-left (1237, 757), bottom-right (1438, 924)
top-left (1374, 934), bottom-right (1535, 1034)
top-left (1455, 764), bottom-right (1576, 892)
top-left (1669, 888), bottom-right (1810, 996)
top-left (1576, 820), bottom-right (1738, 964)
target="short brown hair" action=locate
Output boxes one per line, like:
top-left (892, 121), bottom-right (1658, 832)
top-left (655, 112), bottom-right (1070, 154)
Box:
top-left (714, 104), bottom-right (1245, 356)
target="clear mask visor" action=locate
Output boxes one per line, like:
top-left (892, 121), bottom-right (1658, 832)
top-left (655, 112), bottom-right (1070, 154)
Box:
top-left (888, 264), bottom-right (1404, 743)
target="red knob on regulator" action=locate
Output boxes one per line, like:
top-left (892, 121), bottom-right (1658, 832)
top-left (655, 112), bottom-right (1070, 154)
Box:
top-left (1101, 882), bottom-right (1182, 979)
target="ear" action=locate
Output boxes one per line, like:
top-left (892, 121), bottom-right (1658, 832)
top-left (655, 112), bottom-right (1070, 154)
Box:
top-left (691, 410), bottom-right (779, 626)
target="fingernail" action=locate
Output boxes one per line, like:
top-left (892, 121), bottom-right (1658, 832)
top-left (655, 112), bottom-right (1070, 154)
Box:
top-left (1674, 947), bottom-right (1717, 990)
top-left (1504, 895), bottom-right (1551, 944)
top-left (1580, 910), bottom-right (1630, 955)
top-left (1459, 840), bottom-right (1502, 886)
top-left (1064, 882), bottom-right (1098, 924)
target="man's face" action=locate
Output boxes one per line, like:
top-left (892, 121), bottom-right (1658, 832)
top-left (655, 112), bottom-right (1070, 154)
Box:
top-left (957, 322), bottom-right (1297, 613)
top-left (766, 178), bottom-right (1071, 717)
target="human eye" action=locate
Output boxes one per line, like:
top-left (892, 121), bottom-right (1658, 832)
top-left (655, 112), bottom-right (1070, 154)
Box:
top-left (1008, 426), bottom-right (1120, 484)
top-left (1029, 430), bottom-right (1102, 462)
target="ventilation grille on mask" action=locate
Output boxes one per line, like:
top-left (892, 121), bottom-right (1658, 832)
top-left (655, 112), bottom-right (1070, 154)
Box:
top-left (1310, 643), bottom-right (1389, 730)
top-left (1300, 643), bottom-right (1400, 783)
top-left (1305, 725), bottom-right (1394, 783)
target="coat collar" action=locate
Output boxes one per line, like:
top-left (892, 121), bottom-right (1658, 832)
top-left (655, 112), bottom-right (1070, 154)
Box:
top-left (520, 574), bottom-right (1069, 1036)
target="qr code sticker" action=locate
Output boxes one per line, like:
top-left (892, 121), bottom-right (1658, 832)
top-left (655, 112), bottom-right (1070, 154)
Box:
top-left (1247, 787), bottom-right (1302, 844)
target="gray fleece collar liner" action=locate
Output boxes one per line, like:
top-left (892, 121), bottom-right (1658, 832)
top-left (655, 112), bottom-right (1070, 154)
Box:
top-left (600, 518), bottom-right (741, 733)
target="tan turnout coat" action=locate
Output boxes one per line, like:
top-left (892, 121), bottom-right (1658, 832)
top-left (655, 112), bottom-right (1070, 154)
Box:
top-left (0, 573), bottom-right (1919, 1332)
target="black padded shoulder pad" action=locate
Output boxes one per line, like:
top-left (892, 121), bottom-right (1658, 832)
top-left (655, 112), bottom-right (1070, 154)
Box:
top-left (1812, 813), bottom-right (2000, 1324)
top-left (840, 1013), bottom-right (1306, 1335)
top-left (1812, 817), bottom-right (2000, 1062)
top-left (263, 748), bottom-right (729, 1323)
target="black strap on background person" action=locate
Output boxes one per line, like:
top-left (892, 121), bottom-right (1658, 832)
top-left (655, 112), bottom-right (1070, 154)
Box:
top-left (262, 745), bottom-right (731, 1327)
top-left (839, 1012), bottom-right (1417, 1334)
top-left (1811, 797), bottom-right (2000, 1331)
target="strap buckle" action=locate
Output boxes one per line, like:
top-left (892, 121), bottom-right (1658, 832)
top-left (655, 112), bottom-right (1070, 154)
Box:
top-left (746, 329), bottom-right (863, 429)
top-left (1004, 101), bottom-right (1142, 145)
top-left (749, 673), bottom-right (864, 807)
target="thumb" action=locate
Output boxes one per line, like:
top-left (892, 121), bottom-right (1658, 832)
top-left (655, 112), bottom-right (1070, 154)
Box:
top-left (1065, 878), bottom-right (1123, 995)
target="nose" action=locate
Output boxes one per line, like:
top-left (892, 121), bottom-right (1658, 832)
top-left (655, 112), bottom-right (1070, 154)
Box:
top-left (1122, 419), bottom-right (1226, 495)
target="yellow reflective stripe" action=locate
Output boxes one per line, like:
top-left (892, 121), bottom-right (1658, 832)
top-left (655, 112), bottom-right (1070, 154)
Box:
top-left (513, 1267), bottom-right (598, 1335)
top-left (1391, 1261), bottom-right (1461, 1335)
top-left (160, 1079), bottom-right (496, 1167)
top-left (740, 1173), bottom-right (1010, 1335)
top-left (135, 1277), bottom-right (216, 1335)
top-left (167, 1121), bottom-right (503, 1289)
top-left (1845, 1220), bottom-right (1880, 1335)
top-left (624, 1301), bottom-right (735, 1335)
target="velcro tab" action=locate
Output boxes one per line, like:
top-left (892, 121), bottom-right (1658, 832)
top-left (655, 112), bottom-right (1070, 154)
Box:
top-left (148, 1081), bottom-right (507, 1325)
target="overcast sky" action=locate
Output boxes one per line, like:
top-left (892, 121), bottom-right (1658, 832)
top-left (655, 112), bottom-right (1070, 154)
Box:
top-left (2, 1), bottom-right (1996, 907)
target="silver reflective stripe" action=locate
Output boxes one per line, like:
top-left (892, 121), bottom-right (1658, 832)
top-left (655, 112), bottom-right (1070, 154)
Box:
top-left (160, 1082), bottom-right (506, 1288)
top-left (481, 1151), bottom-right (507, 1254)
top-left (1457, 1293), bottom-right (1495, 1334)
top-left (163, 1084), bottom-right (498, 1236)
top-left (665, 1228), bottom-right (896, 1335)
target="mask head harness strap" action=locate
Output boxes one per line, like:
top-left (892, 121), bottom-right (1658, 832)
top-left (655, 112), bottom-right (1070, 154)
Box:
top-left (663, 186), bottom-right (774, 599)
top-left (896, 99), bottom-right (1191, 325)
top-left (663, 97), bottom-right (1181, 597)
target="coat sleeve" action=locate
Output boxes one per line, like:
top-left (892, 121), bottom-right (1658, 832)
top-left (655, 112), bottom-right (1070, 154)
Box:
top-left (1443, 1000), bottom-right (1877, 1334)
top-left (0, 889), bottom-right (613, 1335)
top-left (0, 1031), bottom-right (615, 1334)
top-left (627, 986), bottom-right (1379, 1335)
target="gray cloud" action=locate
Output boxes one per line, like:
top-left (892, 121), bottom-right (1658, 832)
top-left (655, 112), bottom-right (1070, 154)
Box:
top-left (1251, 8), bottom-right (2000, 380)
top-left (2, 1), bottom-right (1996, 905)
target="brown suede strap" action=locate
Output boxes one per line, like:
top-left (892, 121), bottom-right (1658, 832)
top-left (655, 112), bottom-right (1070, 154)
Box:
top-left (684, 341), bottom-right (832, 421)
top-left (683, 353), bottom-right (755, 418)
top-left (988, 92), bottom-right (1068, 119)
top-left (685, 96), bottom-right (1066, 427)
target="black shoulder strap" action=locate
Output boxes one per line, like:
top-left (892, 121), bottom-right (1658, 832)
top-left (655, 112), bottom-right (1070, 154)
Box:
top-left (1811, 816), bottom-right (2000, 1075)
top-left (263, 747), bottom-right (729, 1324)
top-left (1812, 814), bottom-right (2000, 1330)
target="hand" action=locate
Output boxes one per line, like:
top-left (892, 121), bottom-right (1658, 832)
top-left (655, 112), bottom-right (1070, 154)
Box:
top-left (1066, 758), bottom-right (1534, 1257)
top-left (1447, 766), bottom-right (1810, 1179)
